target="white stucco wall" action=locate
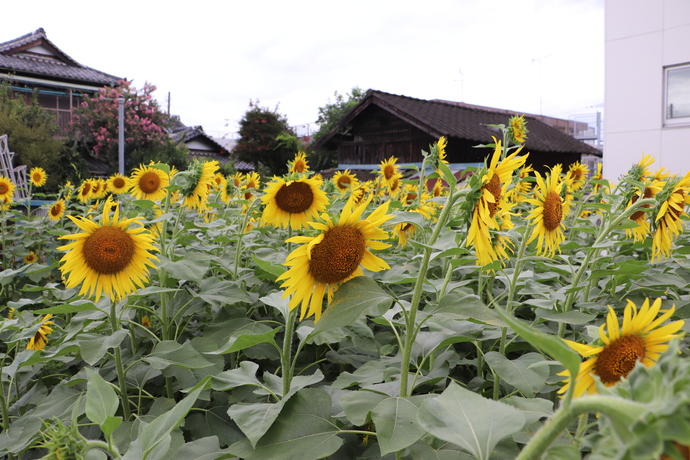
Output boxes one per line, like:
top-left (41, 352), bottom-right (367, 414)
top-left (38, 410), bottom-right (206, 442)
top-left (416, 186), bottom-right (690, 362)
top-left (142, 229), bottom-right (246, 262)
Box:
top-left (604, 0), bottom-right (690, 181)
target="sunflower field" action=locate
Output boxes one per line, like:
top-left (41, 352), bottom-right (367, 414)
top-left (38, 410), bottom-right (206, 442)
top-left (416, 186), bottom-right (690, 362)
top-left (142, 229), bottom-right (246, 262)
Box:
top-left (1, 118), bottom-right (690, 460)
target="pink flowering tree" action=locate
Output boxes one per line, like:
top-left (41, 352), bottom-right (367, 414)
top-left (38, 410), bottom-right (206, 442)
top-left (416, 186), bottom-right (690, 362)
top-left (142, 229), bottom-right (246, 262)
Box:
top-left (69, 80), bottom-right (188, 174)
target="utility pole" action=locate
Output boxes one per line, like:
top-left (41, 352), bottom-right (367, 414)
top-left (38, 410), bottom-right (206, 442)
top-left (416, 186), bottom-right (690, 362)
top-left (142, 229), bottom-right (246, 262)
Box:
top-left (532, 54), bottom-right (552, 115)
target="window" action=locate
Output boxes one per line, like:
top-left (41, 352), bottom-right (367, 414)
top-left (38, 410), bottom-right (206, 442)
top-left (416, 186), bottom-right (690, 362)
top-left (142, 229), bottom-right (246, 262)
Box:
top-left (664, 63), bottom-right (690, 127)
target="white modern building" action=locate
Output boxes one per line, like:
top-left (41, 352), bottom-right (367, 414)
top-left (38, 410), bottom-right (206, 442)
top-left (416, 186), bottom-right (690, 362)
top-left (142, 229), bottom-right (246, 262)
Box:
top-left (604, 0), bottom-right (690, 181)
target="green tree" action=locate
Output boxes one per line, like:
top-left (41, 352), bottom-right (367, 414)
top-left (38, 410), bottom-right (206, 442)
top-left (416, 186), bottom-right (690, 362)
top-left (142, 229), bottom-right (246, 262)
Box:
top-left (310, 87), bottom-right (366, 171)
top-left (69, 81), bottom-right (188, 175)
top-left (233, 101), bottom-right (296, 176)
top-left (0, 82), bottom-right (65, 193)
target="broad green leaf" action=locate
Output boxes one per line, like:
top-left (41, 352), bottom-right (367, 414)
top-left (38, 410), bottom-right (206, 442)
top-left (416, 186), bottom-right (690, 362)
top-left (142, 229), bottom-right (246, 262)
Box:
top-left (434, 293), bottom-right (507, 327)
top-left (494, 307), bottom-right (581, 383)
top-left (340, 390), bottom-right (388, 425)
top-left (193, 277), bottom-right (250, 307)
top-left (536, 310), bottom-right (597, 325)
top-left (139, 377), bottom-right (210, 456)
top-left (228, 400), bottom-right (287, 448)
top-left (313, 277), bottom-right (393, 334)
top-left (251, 253), bottom-right (287, 280)
top-left (85, 368), bottom-right (119, 426)
top-left (484, 352), bottom-right (550, 397)
top-left (79, 330), bottom-right (129, 366)
top-left (210, 326), bottom-right (280, 355)
top-left (259, 291), bottom-right (291, 318)
top-left (34, 300), bottom-right (99, 315)
top-left (159, 253), bottom-right (210, 284)
top-left (144, 341), bottom-right (214, 370)
top-left (171, 436), bottom-right (233, 460)
top-left (417, 382), bottom-right (525, 460)
top-left (101, 416), bottom-right (123, 439)
top-left (211, 361), bottom-right (263, 391)
top-left (372, 395), bottom-right (430, 455)
top-left (544, 445), bottom-right (582, 460)
top-left (333, 360), bottom-right (386, 389)
top-left (229, 388), bottom-right (342, 460)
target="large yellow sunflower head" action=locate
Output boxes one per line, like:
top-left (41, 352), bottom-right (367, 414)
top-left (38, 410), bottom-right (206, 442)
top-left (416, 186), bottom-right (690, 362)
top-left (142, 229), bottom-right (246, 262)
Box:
top-left (29, 167), bottom-right (48, 187)
top-left (26, 314), bottom-right (55, 351)
top-left (77, 180), bottom-right (94, 203)
top-left (213, 172), bottom-right (227, 191)
top-left (378, 156), bottom-right (400, 187)
top-left (23, 251), bottom-right (38, 264)
top-left (525, 166), bottom-right (566, 257)
top-left (107, 173), bottom-right (130, 195)
top-left (276, 195), bottom-right (393, 321)
top-left (288, 151), bottom-right (310, 174)
top-left (332, 170), bottom-right (360, 194)
top-left (566, 162), bottom-right (589, 192)
top-left (129, 164), bottom-right (169, 202)
top-left (58, 196), bottom-right (159, 302)
top-left (650, 172), bottom-right (690, 261)
top-left (260, 176), bottom-right (329, 230)
top-left (91, 178), bottom-right (108, 200)
top-left (508, 114), bottom-right (528, 144)
top-left (48, 199), bottom-right (66, 221)
top-left (0, 175), bottom-right (15, 202)
top-left (559, 298), bottom-right (684, 398)
top-left (181, 161), bottom-right (219, 210)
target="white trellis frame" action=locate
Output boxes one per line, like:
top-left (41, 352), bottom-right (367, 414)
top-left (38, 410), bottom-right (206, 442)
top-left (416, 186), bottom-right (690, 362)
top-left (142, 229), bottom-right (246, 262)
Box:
top-left (0, 135), bottom-right (28, 201)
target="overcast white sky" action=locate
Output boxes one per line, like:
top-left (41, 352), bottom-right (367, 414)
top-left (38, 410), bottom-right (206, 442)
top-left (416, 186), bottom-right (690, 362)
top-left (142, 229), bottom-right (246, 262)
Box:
top-left (3, 0), bottom-right (604, 138)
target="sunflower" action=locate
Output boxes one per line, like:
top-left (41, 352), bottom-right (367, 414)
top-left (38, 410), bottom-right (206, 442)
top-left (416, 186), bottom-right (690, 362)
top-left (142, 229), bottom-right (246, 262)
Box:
top-left (288, 151), bottom-right (309, 174)
top-left (141, 315), bottom-right (152, 328)
top-left (23, 251), bottom-right (38, 264)
top-left (260, 176), bottom-right (329, 230)
top-left (213, 172), bottom-right (227, 191)
top-left (242, 172), bottom-right (261, 201)
top-left (434, 136), bottom-right (450, 174)
top-left (507, 164), bottom-right (534, 203)
top-left (77, 180), bottom-right (94, 203)
top-left (377, 156), bottom-right (400, 189)
top-left (625, 181), bottom-right (662, 242)
top-left (276, 195), bottom-right (393, 321)
top-left (58, 197), bottom-right (159, 302)
top-left (526, 166), bottom-right (567, 257)
top-left (651, 172), bottom-right (690, 262)
top-left (591, 162), bottom-right (606, 193)
top-left (385, 173), bottom-right (404, 198)
top-left (91, 178), bottom-right (108, 200)
top-left (558, 298), bottom-right (684, 398)
top-left (466, 140), bottom-right (527, 266)
top-left (566, 162), bottom-right (589, 192)
top-left (107, 173), bottom-right (130, 195)
top-left (509, 114), bottom-right (528, 144)
top-left (27, 314), bottom-right (55, 351)
top-left (29, 167), bottom-right (47, 187)
top-left (0, 175), bottom-right (15, 202)
top-left (180, 161), bottom-right (219, 211)
top-left (129, 164), bottom-right (169, 202)
top-left (332, 170), bottom-right (360, 194)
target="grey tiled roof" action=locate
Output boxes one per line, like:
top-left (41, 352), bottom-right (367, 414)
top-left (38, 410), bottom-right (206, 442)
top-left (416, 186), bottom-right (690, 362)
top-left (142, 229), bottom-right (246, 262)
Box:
top-left (0, 28), bottom-right (121, 87)
top-left (315, 89), bottom-right (602, 156)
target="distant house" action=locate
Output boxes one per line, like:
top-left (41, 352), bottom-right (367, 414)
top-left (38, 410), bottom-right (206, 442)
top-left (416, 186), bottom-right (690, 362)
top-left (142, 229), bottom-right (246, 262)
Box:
top-left (604, 1), bottom-right (690, 180)
top-left (313, 90), bottom-right (602, 179)
top-left (168, 122), bottom-right (230, 165)
top-left (0, 28), bottom-right (121, 133)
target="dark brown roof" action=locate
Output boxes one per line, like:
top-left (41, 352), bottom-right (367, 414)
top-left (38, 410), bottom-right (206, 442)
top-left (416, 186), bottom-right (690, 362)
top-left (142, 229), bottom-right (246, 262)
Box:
top-left (0, 28), bottom-right (121, 88)
top-left (314, 89), bottom-right (601, 157)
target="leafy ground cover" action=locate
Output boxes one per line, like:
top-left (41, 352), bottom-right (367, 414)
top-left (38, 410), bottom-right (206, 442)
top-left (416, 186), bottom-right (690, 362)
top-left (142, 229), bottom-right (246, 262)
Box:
top-left (0, 120), bottom-right (689, 459)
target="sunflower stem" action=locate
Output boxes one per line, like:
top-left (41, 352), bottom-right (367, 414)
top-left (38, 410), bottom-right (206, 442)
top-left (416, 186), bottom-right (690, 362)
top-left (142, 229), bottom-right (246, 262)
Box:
top-left (85, 440), bottom-right (122, 459)
top-left (516, 395), bottom-right (647, 460)
top-left (281, 307), bottom-right (298, 398)
top-left (399, 184), bottom-right (459, 398)
top-left (109, 300), bottom-right (132, 421)
top-left (557, 197), bottom-right (656, 337)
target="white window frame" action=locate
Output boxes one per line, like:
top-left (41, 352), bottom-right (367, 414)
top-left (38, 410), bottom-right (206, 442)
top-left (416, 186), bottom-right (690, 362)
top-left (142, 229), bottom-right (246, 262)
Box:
top-left (664, 62), bottom-right (690, 127)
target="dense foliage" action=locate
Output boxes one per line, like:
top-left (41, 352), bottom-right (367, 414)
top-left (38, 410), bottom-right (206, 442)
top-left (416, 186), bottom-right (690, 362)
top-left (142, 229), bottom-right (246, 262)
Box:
top-left (0, 123), bottom-right (689, 459)
top-left (233, 101), bottom-right (297, 177)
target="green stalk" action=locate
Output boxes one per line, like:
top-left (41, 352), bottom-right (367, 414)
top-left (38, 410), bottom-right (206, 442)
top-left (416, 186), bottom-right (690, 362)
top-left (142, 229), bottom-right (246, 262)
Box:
top-left (516, 395), bottom-right (647, 460)
top-left (84, 440), bottom-right (122, 459)
top-left (557, 197), bottom-right (656, 337)
top-left (399, 185), bottom-right (462, 397)
top-left (281, 307), bottom-right (298, 398)
top-left (109, 300), bottom-right (131, 421)
top-left (493, 223), bottom-right (533, 400)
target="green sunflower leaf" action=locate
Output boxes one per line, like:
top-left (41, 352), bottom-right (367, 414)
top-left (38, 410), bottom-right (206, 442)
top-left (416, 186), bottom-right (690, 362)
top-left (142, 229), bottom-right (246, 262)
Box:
top-left (312, 276), bottom-right (393, 334)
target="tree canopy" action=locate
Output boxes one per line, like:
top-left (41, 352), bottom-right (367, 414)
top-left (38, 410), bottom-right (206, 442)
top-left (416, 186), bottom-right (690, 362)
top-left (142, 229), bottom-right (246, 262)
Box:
top-left (233, 101), bottom-right (297, 177)
top-left (0, 81), bottom-right (66, 193)
top-left (69, 80), bottom-right (189, 175)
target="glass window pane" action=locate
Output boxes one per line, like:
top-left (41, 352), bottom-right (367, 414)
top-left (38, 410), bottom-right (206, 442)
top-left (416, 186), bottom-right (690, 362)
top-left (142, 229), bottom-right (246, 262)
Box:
top-left (668, 66), bottom-right (690, 119)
